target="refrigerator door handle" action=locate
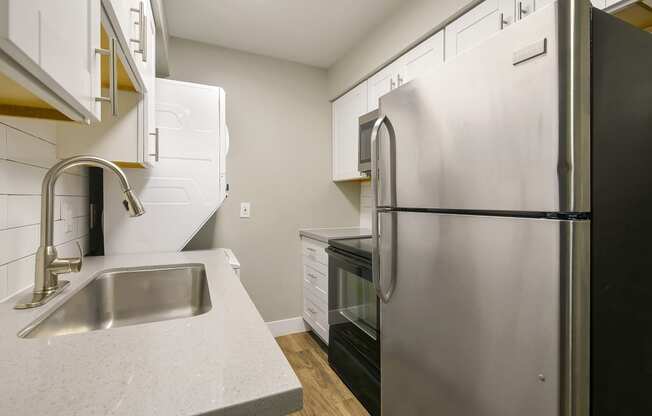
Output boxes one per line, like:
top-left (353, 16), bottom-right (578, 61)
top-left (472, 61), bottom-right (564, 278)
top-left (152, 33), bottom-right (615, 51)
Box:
top-left (371, 115), bottom-right (397, 303)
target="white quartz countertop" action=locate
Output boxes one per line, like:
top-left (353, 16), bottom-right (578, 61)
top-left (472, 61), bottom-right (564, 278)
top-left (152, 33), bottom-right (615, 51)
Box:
top-left (0, 249), bottom-right (302, 416)
top-left (299, 227), bottom-right (371, 243)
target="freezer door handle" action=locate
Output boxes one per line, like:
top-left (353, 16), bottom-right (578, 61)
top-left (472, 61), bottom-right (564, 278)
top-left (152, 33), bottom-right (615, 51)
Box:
top-left (371, 114), bottom-right (396, 209)
top-left (372, 114), bottom-right (397, 303)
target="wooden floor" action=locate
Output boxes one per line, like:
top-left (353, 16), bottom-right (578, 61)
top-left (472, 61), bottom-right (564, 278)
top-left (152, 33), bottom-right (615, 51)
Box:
top-left (276, 332), bottom-right (369, 416)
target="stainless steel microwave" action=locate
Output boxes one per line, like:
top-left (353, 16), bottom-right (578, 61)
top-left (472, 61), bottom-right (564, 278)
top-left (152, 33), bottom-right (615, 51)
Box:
top-left (358, 109), bottom-right (378, 174)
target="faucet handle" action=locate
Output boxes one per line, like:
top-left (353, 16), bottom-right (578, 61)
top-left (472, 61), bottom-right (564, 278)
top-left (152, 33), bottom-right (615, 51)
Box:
top-left (69, 241), bottom-right (83, 272)
top-left (50, 242), bottom-right (83, 275)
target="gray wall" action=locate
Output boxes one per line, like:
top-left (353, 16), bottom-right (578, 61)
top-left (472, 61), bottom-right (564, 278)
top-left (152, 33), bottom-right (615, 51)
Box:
top-left (327, 0), bottom-right (469, 99)
top-left (168, 37), bottom-right (360, 322)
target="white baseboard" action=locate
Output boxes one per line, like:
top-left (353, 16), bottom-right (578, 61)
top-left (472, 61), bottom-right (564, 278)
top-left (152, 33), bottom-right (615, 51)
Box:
top-left (267, 316), bottom-right (309, 337)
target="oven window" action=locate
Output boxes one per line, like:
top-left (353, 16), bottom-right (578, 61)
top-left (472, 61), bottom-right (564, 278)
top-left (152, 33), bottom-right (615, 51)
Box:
top-left (335, 268), bottom-right (378, 340)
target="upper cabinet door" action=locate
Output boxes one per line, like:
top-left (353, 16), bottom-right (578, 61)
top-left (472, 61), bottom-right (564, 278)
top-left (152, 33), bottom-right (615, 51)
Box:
top-left (332, 82), bottom-right (368, 182)
top-left (102, 0), bottom-right (147, 88)
top-left (399, 31), bottom-right (445, 84)
top-left (367, 61), bottom-right (401, 112)
top-left (0, 0), bottom-right (101, 122)
top-left (39, 0), bottom-right (102, 121)
top-left (130, 0), bottom-right (155, 83)
top-left (445, 0), bottom-right (515, 60)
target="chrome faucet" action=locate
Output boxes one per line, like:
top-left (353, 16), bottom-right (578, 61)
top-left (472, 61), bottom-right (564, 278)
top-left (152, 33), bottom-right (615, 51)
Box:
top-left (15, 156), bottom-right (145, 309)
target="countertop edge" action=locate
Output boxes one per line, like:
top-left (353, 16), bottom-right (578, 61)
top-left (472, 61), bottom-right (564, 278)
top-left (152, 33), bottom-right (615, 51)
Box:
top-left (298, 227), bottom-right (371, 243)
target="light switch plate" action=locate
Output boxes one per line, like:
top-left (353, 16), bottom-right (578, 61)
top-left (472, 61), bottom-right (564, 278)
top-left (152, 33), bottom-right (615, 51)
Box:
top-left (240, 202), bottom-right (251, 218)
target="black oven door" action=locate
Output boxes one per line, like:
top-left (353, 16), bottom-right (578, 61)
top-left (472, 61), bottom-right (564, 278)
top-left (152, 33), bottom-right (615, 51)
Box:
top-left (326, 245), bottom-right (380, 415)
top-left (326, 246), bottom-right (378, 341)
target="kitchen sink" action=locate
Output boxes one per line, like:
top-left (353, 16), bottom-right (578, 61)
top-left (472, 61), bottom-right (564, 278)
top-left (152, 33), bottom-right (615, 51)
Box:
top-left (18, 264), bottom-right (212, 339)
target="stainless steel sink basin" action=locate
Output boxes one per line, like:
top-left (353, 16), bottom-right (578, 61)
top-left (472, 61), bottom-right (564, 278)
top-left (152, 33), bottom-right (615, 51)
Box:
top-left (19, 264), bottom-right (212, 339)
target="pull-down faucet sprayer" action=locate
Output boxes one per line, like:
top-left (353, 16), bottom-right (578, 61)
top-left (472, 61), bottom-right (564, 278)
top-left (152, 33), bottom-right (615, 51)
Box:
top-left (15, 156), bottom-right (145, 309)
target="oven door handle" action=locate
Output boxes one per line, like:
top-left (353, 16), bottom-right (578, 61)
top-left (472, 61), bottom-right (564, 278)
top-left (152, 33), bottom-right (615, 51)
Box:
top-left (371, 115), bottom-right (397, 304)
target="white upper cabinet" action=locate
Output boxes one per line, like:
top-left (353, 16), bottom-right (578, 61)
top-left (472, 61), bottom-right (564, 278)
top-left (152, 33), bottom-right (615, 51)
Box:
top-left (0, 0), bottom-right (101, 122)
top-left (367, 61), bottom-right (402, 112)
top-left (445, 0), bottom-right (515, 60)
top-left (399, 31), bottom-right (445, 84)
top-left (332, 82), bottom-right (368, 182)
top-left (102, 0), bottom-right (148, 88)
top-left (368, 31), bottom-right (444, 111)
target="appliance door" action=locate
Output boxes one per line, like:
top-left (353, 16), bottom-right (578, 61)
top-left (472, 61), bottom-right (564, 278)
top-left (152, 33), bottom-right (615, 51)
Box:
top-left (358, 110), bottom-right (377, 173)
top-left (373, 4), bottom-right (589, 213)
top-left (378, 211), bottom-right (590, 416)
top-left (327, 247), bottom-right (378, 340)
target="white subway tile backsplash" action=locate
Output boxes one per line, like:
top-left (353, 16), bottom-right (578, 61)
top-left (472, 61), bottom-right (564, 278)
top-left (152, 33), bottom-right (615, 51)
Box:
top-left (0, 224), bottom-right (39, 265)
top-left (0, 160), bottom-right (45, 195)
top-left (0, 124), bottom-right (6, 158)
top-left (0, 116), bottom-right (57, 145)
top-left (57, 196), bottom-right (89, 220)
top-left (7, 195), bottom-right (41, 228)
top-left (0, 195), bottom-right (6, 230)
top-left (0, 117), bottom-right (89, 302)
top-left (55, 172), bottom-right (88, 196)
top-left (6, 126), bottom-right (57, 168)
top-left (7, 255), bottom-right (35, 295)
top-left (0, 265), bottom-right (7, 301)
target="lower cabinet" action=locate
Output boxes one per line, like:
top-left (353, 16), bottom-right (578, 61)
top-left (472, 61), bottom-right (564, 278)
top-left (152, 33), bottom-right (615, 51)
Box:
top-left (301, 237), bottom-right (329, 344)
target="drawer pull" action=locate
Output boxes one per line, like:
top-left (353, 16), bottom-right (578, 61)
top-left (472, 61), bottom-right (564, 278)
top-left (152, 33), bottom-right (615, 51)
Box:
top-left (307, 307), bottom-right (317, 315)
top-left (307, 273), bottom-right (319, 280)
top-left (306, 247), bottom-right (316, 252)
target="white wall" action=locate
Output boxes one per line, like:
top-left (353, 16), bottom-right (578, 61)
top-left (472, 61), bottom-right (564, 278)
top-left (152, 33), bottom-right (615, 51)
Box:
top-left (167, 38), bottom-right (361, 322)
top-left (0, 116), bottom-right (90, 302)
top-left (327, 0), bottom-right (472, 99)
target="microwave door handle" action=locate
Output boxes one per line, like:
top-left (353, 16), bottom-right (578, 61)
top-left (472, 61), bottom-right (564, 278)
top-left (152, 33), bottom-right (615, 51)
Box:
top-left (371, 115), bottom-right (397, 303)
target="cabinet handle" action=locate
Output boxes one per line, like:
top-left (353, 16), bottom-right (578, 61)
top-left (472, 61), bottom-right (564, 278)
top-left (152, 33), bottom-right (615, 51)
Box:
top-left (148, 128), bottom-right (160, 162)
top-left (500, 12), bottom-right (510, 29)
top-left (130, 2), bottom-right (147, 62)
top-left (390, 78), bottom-right (396, 90)
top-left (306, 247), bottom-right (316, 252)
top-left (518, 1), bottom-right (528, 20)
top-left (95, 37), bottom-right (118, 117)
top-left (307, 273), bottom-right (319, 280)
top-left (397, 74), bottom-right (404, 86)
top-left (307, 307), bottom-right (317, 315)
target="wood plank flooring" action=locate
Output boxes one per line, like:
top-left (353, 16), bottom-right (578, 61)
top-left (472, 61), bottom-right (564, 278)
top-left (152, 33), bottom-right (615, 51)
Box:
top-left (276, 332), bottom-right (369, 416)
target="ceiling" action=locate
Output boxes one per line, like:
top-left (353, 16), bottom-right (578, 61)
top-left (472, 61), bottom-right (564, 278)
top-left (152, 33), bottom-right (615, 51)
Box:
top-left (162, 0), bottom-right (405, 68)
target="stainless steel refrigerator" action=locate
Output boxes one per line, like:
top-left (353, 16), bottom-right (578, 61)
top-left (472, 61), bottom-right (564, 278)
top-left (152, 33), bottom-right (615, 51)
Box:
top-left (371, 1), bottom-right (652, 415)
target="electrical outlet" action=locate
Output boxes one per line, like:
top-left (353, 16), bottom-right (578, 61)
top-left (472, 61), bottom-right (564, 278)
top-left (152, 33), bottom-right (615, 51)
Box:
top-left (240, 202), bottom-right (251, 218)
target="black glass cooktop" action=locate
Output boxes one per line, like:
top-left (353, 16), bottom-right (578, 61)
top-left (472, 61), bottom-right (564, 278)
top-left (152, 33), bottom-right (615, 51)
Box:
top-left (328, 237), bottom-right (373, 260)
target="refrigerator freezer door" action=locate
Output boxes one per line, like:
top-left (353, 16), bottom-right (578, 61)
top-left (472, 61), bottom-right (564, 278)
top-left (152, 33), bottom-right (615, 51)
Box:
top-left (376, 3), bottom-right (589, 213)
top-left (380, 211), bottom-right (589, 416)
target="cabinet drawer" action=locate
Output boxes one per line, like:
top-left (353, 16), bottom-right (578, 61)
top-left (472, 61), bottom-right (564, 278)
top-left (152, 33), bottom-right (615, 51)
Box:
top-left (303, 296), bottom-right (328, 344)
top-left (303, 264), bottom-right (327, 302)
top-left (303, 255), bottom-right (328, 276)
top-left (302, 238), bottom-right (328, 265)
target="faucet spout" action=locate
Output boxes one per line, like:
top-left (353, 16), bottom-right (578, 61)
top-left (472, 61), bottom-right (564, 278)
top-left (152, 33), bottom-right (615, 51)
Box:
top-left (15, 156), bottom-right (145, 309)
